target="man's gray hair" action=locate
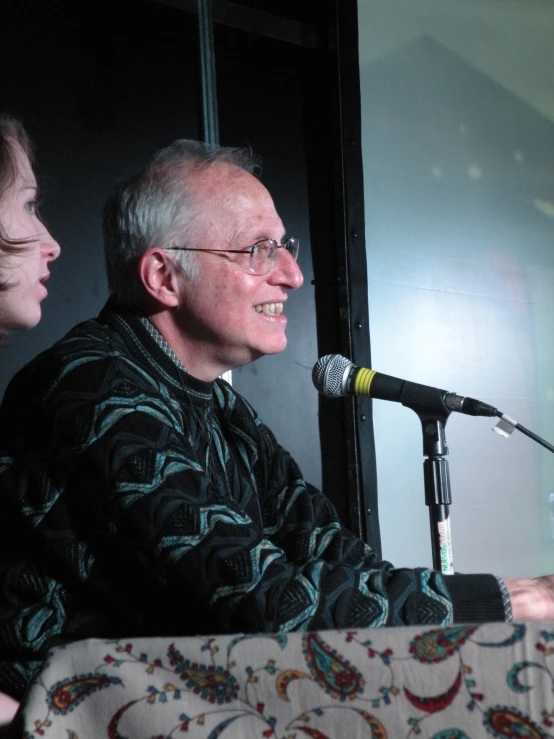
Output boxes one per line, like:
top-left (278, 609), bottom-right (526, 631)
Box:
top-left (103, 139), bottom-right (259, 308)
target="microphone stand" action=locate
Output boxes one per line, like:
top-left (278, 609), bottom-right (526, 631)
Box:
top-left (398, 391), bottom-right (454, 575)
top-left (413, 408), bottom-right (454, 575)
top-left (410, 405), bottom-right (554, 576)
top-left (403, 401), bottom-right (554, 577)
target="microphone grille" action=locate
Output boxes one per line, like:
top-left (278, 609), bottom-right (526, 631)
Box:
top-left (312, 354), bottom-right (352, 398)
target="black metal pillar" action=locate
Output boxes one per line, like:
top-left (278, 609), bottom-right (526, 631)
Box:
top-left (197, 0), bottom-right (219, 144)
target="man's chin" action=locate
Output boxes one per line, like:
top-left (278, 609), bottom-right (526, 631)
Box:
top-left (231, 340), bottom-right (287, 369)
top-left (257, 337), bottom-right (288, 357)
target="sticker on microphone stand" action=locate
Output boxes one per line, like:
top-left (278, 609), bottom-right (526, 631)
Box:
top-left (438, 519), bottom-right (453, 574)
top-left (493, 414), bottom-right (517, 438)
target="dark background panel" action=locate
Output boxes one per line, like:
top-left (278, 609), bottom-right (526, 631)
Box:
top-left (1, 0), bottom-right (376, 548)
top-left (1, 0), bottom-right (199, 383)
top-left (215, 25), bottom-right (321, 487)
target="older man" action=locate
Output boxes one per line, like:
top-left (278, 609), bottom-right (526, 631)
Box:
top-left (0, 139), bottom-right (552, 701)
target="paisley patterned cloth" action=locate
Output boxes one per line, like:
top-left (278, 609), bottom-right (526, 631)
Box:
top-left (9, 621), bottom-right (554, 738)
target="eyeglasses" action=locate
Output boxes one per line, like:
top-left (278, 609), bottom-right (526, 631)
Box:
top-left (166, 237), bottom-right (299, 276)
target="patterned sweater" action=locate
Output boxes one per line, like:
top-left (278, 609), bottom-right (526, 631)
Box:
top-left (0, 305), bottom-right (506, 699)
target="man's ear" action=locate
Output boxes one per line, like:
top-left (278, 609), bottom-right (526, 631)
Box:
top-left (138, 247), bottom-right (181, 308)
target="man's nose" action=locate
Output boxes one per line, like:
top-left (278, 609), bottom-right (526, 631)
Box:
top-left (271, 247), bottom-right (304, 290)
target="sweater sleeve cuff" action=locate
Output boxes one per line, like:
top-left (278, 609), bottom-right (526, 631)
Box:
top-left (495, 576), bottom-right (513, 622)
top-left (443, 573), bottom-right (508, 623)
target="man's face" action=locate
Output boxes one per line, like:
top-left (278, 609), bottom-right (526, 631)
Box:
top-left (174, 164), bottom-right (304, 380)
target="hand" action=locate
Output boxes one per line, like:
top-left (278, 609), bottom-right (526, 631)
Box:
top-left (0, 691), bottom-right (19, 724)
top-left (505, 575), bottom-right (554, 621)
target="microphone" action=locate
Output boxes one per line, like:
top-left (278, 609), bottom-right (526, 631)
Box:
top-left (312, 354), bottom-right (499, 417)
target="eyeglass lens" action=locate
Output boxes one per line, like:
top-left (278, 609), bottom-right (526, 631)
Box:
top-left (250, 238), bottom-right (299, 274)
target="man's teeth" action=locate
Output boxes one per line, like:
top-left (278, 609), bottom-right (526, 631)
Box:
top-left (254, 303), bottom-right (283, 315)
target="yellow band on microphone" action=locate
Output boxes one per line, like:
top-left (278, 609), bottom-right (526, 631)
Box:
top-left (352, 367), bottom-right (376, 397)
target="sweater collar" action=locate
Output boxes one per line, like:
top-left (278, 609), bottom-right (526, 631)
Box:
top-left (137, 315), bottom-right (187, 374)
top-left (98, 301), bottom-right (215, 407)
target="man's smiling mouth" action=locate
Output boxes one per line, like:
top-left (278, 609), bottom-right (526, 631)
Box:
top-left (254, 302), bottom-right (283, 315)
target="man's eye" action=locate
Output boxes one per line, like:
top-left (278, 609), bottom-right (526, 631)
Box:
top-left (251, 245), bottom-right (261, 257)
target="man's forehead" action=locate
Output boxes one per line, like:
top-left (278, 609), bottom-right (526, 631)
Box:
top-left (191, 164), bottom-right (273, 211)
top-left (184, 162), bottom-right (284, 244)
top-left (192, 162), bottom-right (255, 195)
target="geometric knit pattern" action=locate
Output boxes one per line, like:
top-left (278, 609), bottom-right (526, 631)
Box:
top-left (0, 302), bottom-right (505, 700)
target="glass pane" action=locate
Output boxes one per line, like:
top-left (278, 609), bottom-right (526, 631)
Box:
top-left (358, 0), bottom-right (554, 575)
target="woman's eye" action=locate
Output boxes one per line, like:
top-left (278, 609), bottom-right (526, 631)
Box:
top-left (25, 200), bottom-right (38, 215)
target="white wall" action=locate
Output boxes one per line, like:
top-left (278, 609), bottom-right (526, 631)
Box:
top-left (358, 0), bottom-right (554, 577)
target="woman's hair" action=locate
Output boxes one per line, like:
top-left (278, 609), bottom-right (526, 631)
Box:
top-left (0, 114), bottom-right (34, 267)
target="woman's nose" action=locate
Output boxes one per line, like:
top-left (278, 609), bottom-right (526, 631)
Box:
top-left (42, 228), bottom-right (61, 262)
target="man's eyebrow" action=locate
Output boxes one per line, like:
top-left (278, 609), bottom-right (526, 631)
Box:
top-left (241, 235), bottom-right (268, 246)
top-left (250, 232), bottom-right (287, 243)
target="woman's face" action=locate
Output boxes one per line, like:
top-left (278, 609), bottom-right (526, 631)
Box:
top-left (0, 143), bottom-right (60, 331)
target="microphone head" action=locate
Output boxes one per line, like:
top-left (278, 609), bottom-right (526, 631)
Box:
top-left (312, 354), bottom-right (353, 398)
